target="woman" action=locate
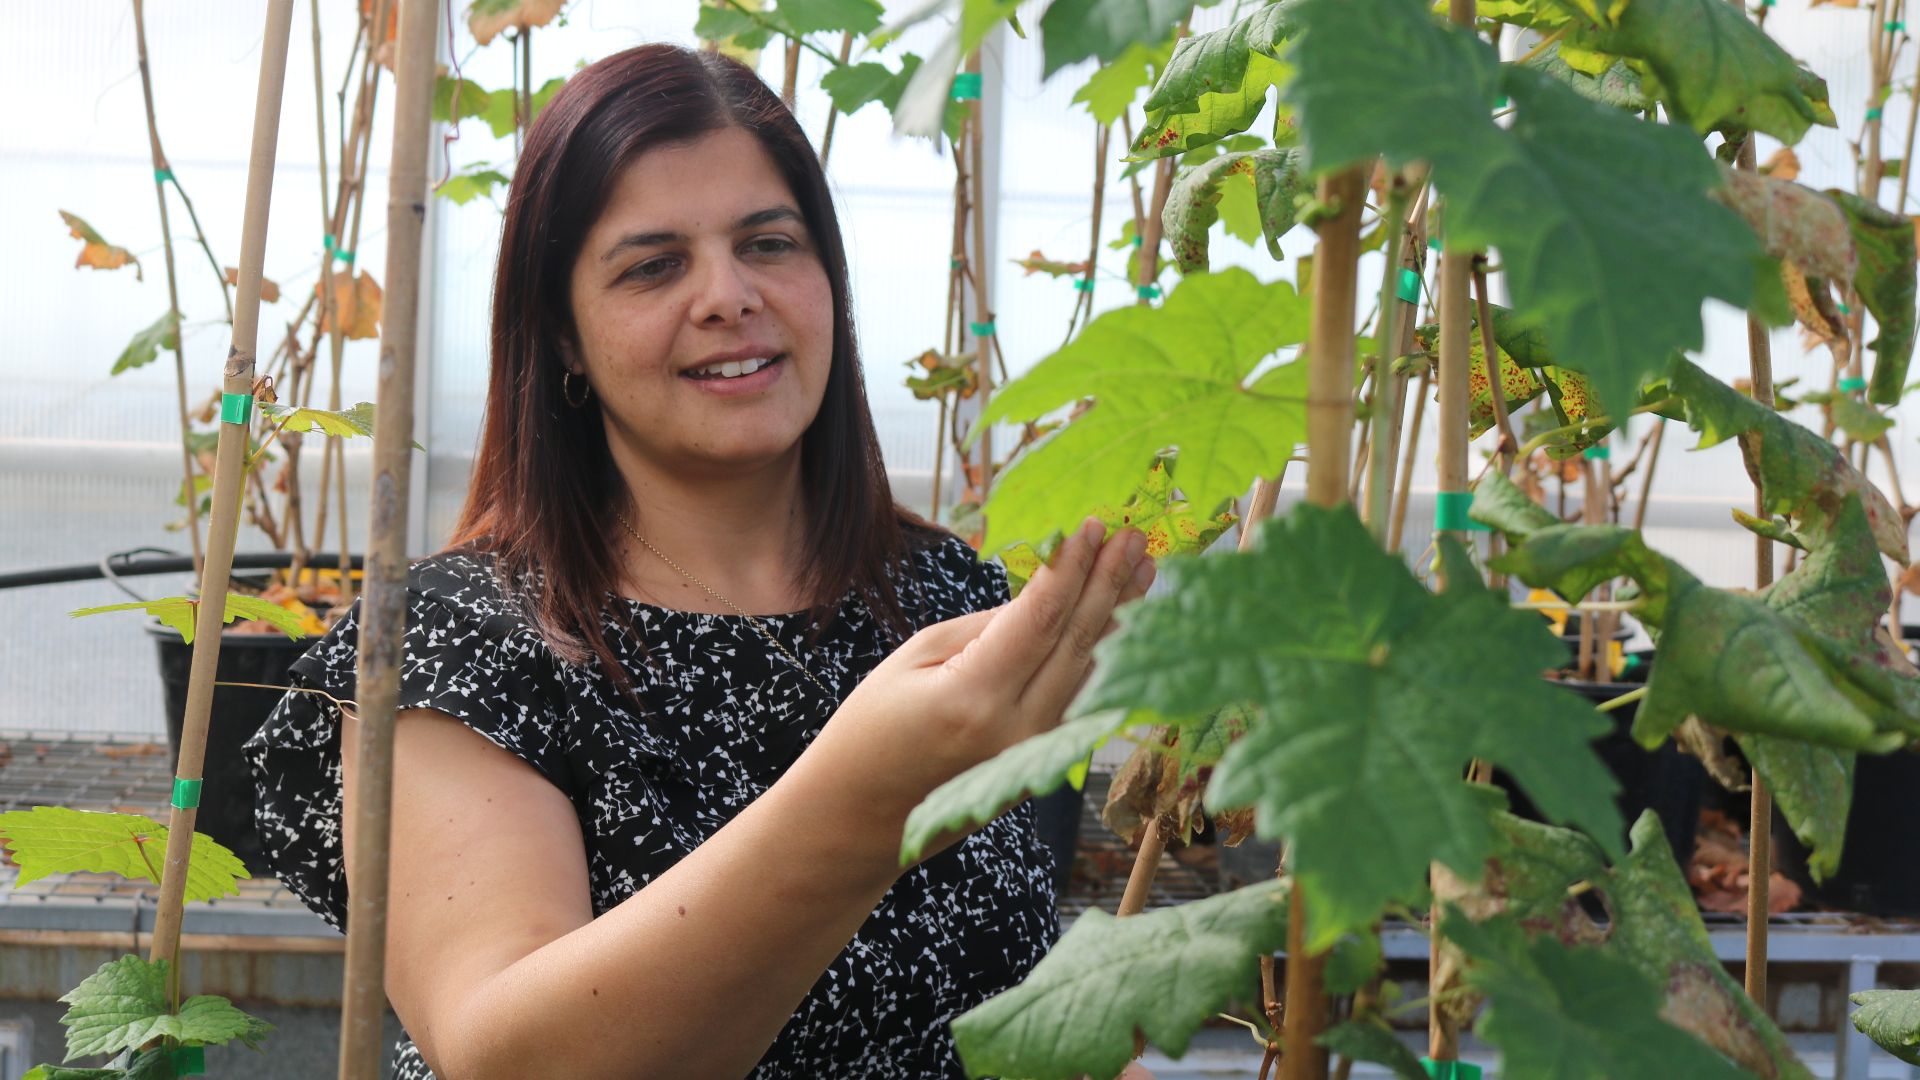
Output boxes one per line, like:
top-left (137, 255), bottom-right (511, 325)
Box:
top-left (246, 43), bottom-right (1157, 1079)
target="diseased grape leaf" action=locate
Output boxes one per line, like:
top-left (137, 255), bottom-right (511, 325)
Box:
top-left (1826, 190), bottom-right (1918, 405)
top-left (56, 956), bottom-right (272, 1060)
top-left (1132, 3), bottom-right (1302, 159)
top-left (1521, 50), bottom-right (1647, 111)
top-left (974, 268), bottom-right (1309, 556)
top-left (1076, 505), bottom-right (1622, 948)
top-left (112, 312), bottom-right (181, 376)
top-left (952, 880), bottom-right (1290, 1080)
top-left (1442, 910), bottom-right (1754, 1080)
top-left (1285, 0), bottom-right (1756, 421)
top-left (316, 271), bottom-right (383, 340)
top-left (468, 0), bottom-right (565, 46)
top-left (1711, 167), bottom-right (1857, 283)
top-left (0, 807), bottom-right (249, 904)
top-left (70, 594), bottom-right (310, 643)
top-left (778, 0), bottom-right (884, 35)
top-left (60, 211), bottom-right (142, 280)
top-left (1852, 990), bottom-right (1920, 1066)
top-left (1164, 148), bottom-right (1306, 271)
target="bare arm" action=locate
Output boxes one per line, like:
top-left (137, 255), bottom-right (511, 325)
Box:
top-left (341, 521), bottom-right (1155, 1079)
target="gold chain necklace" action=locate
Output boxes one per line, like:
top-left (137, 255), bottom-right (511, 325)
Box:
top-left (611, 510), bottom-right (833, 698)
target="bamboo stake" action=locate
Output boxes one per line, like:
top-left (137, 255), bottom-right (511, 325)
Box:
top-left (1063, 123), bottom-right (1111, 350)
top-left (338, 0), bottom-right (436, 1073)
top-left (1901, 26), bottom-right (1920, 212)
top-left (781, 37), bottom-right (802, 107)
top-left (817, 32), bottom-right (856, 167)
top-left (131, 0), bottom-right (206, 578)
top-left (1632, 420), bottom-right (1667, 533)
top-left (965, 50), bottom-right (995, 495)
top-left (147, 0), bottom-right (297, 992)
top-left (1365, 189), bottom-right (1410, 535)
top-left (1388, 368), bottom-right (1432, 553)
top-left (1736, 131), bottom-right (1776, 1009)
top-left (1282, 166), bottom-right (1367, 1080)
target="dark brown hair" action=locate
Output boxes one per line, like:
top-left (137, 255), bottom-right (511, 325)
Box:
top-left (449, 43), bottom-right (936, 686)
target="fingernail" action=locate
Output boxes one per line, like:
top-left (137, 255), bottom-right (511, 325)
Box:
top-left (1131, 558), bottom-right (1155, 590)
top-left (1123, 529), bottom-right (1148, 563)
top-left (1080, 517), bottom-right (1104, 545)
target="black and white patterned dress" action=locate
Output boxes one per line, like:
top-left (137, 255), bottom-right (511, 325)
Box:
top-left (243, 531), bottom-right (1059, 1079)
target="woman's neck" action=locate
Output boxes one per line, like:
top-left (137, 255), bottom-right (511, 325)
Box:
top-left (607, 446), bottom-right (814, 616)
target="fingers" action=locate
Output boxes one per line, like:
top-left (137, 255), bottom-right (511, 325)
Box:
top-left (1017, 526), bottom-right (1152, 719)
top-left (964, 516), bottom-right (1107, 683)
top-left (899, 608), bottom-right (997, 667)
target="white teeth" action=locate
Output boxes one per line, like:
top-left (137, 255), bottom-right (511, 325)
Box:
top-left (693, 356), bottom-right (775, 379)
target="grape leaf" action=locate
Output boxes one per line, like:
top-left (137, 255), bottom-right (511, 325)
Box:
top-left (0, 808), bottom-right (250, 903)
top-left (1133, 4), bottom-right (1299, 160)
top-left (1442, 911), bottom-right (1753, 1080)
top-left (467, 0), bottom-right (564, 46)
top-left (886, 0), bottom-right (1020, 138)
top-left (436, 163), bottom-right (510, 206)
top-left (112, 312), bottom-right (181, 376)
top-left (1071, 38), bottom-right (1174, 125)
top-left (778, 0), bottom-right (884, 35)
top-left (951, 879), bottom-right (1290, 1080)
top-left (1711, 167), bottom-right (1857, 283)
top-left (1039, 0), bottom-right (1196, 77)
top-left (1522, 50), bottom-right (1647, 111)
top-left (1164, 148), bottom-right (1305, 271)
top-left (1827, 190), bottom-right (1918, 405)
top-left (974, 268), bottom-right (1310, 556)
top-left (60, 211), bottom-right (142, 279)
top-left (1284, 0), bottom-right (1757, 420)
top-left (1076, 505), bottom-right (1623, 948)
top-left (316, 271), bottom-right (383, 340)
top-left (1567, 0), bottom-right (1823, 143)
top-left (1852, 990), bottom-right (1920, 1066)
top-left (22, 1066), bottom-right (126, 1080)
top-left (431, 76), bottom-right (492, 125)
top-left (57, 956), bottom-right (272, 1060)
top-left (1318, 1020), bottom-right (1426, 1080)
top-left (899, 709), bottom-right (1133, 863)
top-left (817, 54), bottom-right (967, 140)
top-left (70, 594), bottom-right (310, 644)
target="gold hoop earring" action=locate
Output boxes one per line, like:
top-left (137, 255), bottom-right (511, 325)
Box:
top-left (563, 370), bottom-right (592, 408)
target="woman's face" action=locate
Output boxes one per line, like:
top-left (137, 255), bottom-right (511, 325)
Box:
top-left (565, 125), bottom-right (835, 480)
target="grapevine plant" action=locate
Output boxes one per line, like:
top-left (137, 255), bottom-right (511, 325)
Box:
top-left (890, 0), bottom-right (1920, 1077)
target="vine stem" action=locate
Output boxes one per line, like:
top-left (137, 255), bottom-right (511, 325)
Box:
top-left (1736, 128), bottom-right (1777, 1009)
top-left (1364, 186), bottom-right (1410, 538)
top-left (1284, 164), bottom-right (1367, 1080)
top-left (131, 0), bottom-right (207, 581)
top-left (338, 0), bottom-right (436, 1070)
top-left (1632, 420), bottom-right (1667, 533)
top-left (146, 0), bottom-right (297, 999)
top-left (817, 32), bottom-right (855, 167)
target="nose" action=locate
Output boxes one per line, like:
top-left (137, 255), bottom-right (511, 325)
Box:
top-left (689, 248), bottom-right (763, 327)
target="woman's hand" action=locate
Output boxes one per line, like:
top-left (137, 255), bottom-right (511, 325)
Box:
top-left (816, 517), bottom-right (1156, 826)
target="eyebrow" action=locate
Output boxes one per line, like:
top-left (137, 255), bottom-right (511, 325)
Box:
top-left (599, 207), bottom-right (806, 263)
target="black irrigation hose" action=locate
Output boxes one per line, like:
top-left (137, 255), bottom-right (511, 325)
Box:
top-left (0, 550), bottom-right (364, 592)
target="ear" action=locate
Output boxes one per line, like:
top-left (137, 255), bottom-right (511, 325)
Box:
top-left (555, 333), bottom-right (580, 374)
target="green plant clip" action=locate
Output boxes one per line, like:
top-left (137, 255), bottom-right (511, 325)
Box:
top-left (969, 320), bottom-right (996, 338)
top-left (1137, 283), bottom-right (1163, 301)
top-left (154, 167), bottom-right (174, 184)
top-left (950, 256), bottom-right (965, 270)
top-left (1073, 279), bottom-right (1094, 292)
top-left (1428, 234), bottom-right (1442, 251)
top-left (1420, 1059), bottom-right (1484, 1080)
top-left (1434, 491), bottom-right (1490, 532)
top-left (1131, 234), bottom-right (1144, 248)
top-left (1396, 267), bottom-right (1422, 304)
top-left (1840, 376), bottom-right (1868, 392)
top-left (323, 233), bottom-right (337, 254)
top-left (1493, 95), bottom-right (1509, 110)
top-left (950, 72), bottom-right (982, 101)
top-left (1583, 444), bottom-right (1612, 460)
top-left (171, 777), bottom-right (203, 810)
top-left (172, 1045), bottom-right (207, 1075)
top-left (1838, 301), bottom-right (1853, 315)
top-left (219, 392), bottom-right (254, 427)
top-left (1868, 107), bottom-right (1885, 121)
top-left (335, 249), bottom-right (356, 265)
top-left (1887, 20), bottom-right (1905, 31)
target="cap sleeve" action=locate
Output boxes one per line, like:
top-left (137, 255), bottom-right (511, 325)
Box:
top-left (243, 557), bottom-right (576, 932)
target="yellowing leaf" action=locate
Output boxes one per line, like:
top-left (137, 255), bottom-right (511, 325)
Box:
top-left (1012, 250), bottom-right (1092, 277)
top-left (0, 807), bottom-right (249, 904)
top-left (70, 594), bottom-right (310, 643)
top-left (223, 266), bottom-right (281, 303)
top-left (468, 0), bottom-right (565, 46)
top-left (317, 271), bottom-right (383, 340)
top-left (59, 211), bottom-right (141, 280)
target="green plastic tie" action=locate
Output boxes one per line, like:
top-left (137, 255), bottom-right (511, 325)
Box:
top-left (1493, 94), bottom-right (1509, 109)
top-left (219, 392), bottom-right (254, 426)
top-left (323, 232), bottom-right (337, 253)
top-left (950, 256), bottom-right (965, 269)
top-left (153, 167), bottom-right (174, 183)
top-left (1840, 376), bottom-right (1868, 392)
top-left (1869, 107), bottom-right (1885, 121)
top-left (1420, 1060), bottom-right (1484, 1080)
top-left (1583, 444), bottom-right (1612, 460)
top-left (172, 1045), bottom-right (206, 1075)
top-left (1073, 278), bottom-right (1094, 292)
top-left (1762, 0), bottom-right (1774, 6)
top-left (335, 249), bottom-right (356, 265)
top-left (1428, 234), bottom-right (1442, 251)
top-left (1137, 283), bottom-right (1163, 300)
top-left (1838, 301), bottom-right (1853, 315)
top-left (1434, 491), bottom-right (1490, 532)
top-left (1131, 234), bottom-right (1144, 248)
top-left (172, 777), bottom-right (203, 810)
top-left (969, 320), bottom-right (996, 338)
top-left (1888, 19), bottom-right (1905, 31)
top-left (950, 72), bottom-right (982, 100)
top-left (1396, 267), bottom-right (1422, 304)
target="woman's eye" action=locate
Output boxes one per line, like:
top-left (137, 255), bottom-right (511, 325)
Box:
top-left (622, 257), bottom-right (678, 283)
top-left (745, 236), bottom-right (798, 256)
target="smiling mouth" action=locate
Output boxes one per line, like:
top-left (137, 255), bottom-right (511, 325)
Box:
top-left (683, 351), bottom-right (787, 380)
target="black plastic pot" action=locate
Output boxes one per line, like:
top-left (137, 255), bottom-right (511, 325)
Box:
top-left (1554, 613), bottom-right (1636, 669)
top-left (1775, 749), bottom-right (1920, 916)
top-left (147, 623), bottom-right (309, 872)
top-left (1496, 677), bottom-right (1704, 868)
